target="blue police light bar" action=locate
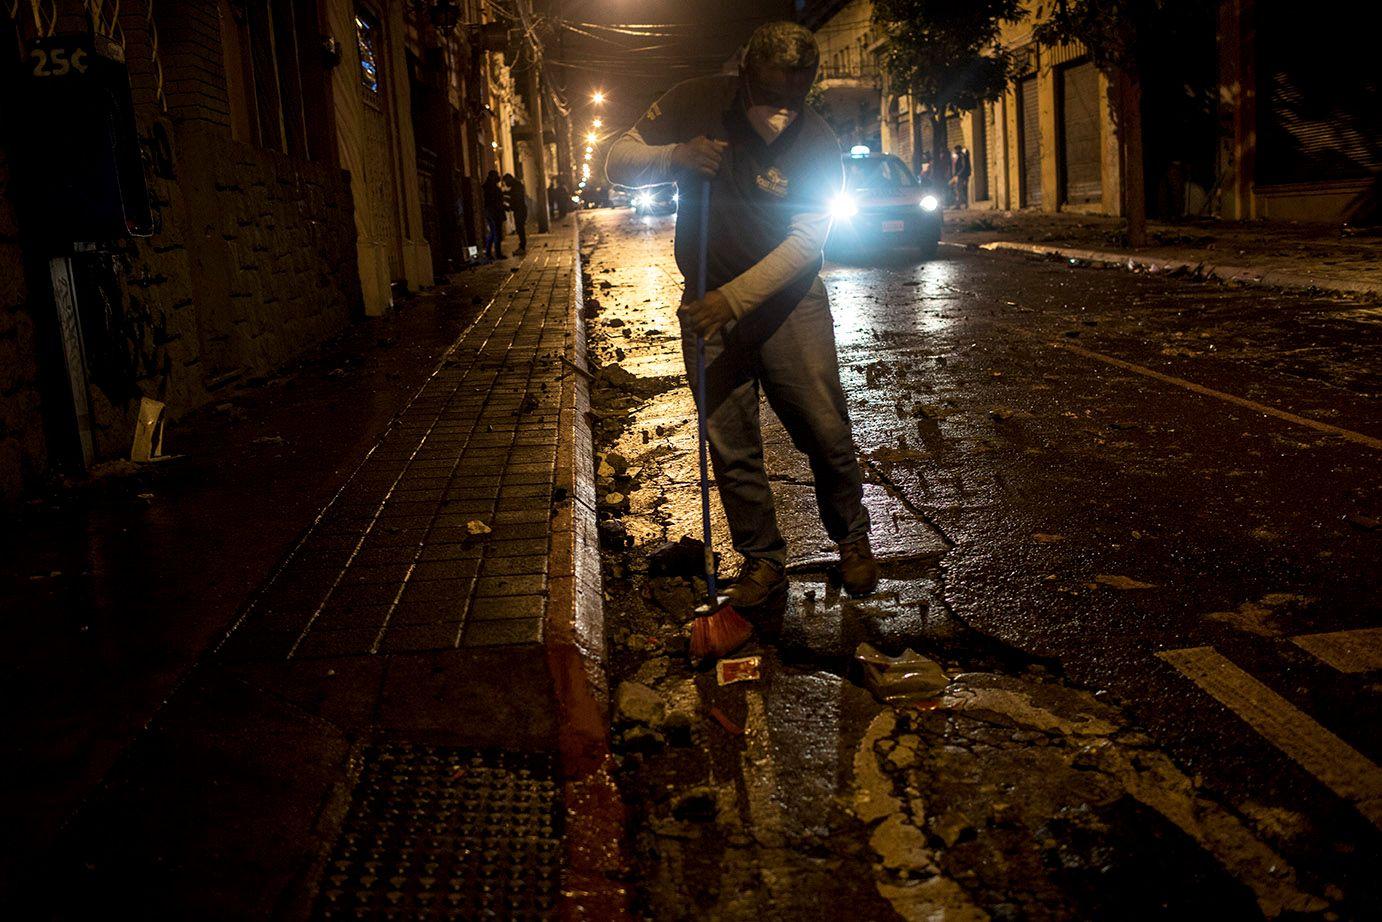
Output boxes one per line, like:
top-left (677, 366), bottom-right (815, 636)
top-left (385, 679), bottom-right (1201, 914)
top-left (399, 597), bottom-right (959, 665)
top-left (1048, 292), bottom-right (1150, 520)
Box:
top-left (850, 145), bottom-right (870, 157)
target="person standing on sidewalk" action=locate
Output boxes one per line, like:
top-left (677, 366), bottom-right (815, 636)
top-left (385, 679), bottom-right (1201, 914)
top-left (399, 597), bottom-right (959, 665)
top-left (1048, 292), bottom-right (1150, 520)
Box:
top-left (482, 170), bottom-right (506, 260)
top-left (605, 20), bottom-right (879, 612)
top-left (503, 173), bottom-right (529, 255)
top-left (951, 143), bottom-right (972, 208)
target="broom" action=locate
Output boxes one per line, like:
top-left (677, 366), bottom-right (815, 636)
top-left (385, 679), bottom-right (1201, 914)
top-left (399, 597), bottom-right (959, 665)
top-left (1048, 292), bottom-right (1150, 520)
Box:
top-left (687, 179), bottom-right (753, 662)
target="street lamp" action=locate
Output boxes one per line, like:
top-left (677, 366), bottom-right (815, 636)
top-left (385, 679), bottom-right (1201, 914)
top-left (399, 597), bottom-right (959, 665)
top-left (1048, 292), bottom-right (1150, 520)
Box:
top-left (592, 90), bottom-right (605, 105)
top-left (592, 117), bottom-right (602, 129)
top-left (585, 131), bottom-right (597, 145)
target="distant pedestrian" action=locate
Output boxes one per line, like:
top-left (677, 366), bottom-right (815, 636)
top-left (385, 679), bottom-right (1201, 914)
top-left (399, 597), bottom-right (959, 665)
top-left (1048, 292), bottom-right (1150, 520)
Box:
top-left (548, 181), bottom-right (560, 220)
top-left (503, 173), bottom-right (528, 255)
top-left (918, 149), bottom-right (932, 179)
top-left (951, 144), bottom-right (972, 208)
top-left (482, 170), bottom-right (506, 259)
top-left (555, 181), bottom-right (570, 217)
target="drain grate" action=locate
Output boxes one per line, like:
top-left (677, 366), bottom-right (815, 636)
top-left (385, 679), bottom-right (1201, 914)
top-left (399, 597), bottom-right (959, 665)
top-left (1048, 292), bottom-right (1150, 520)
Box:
top-left (314, 743), bottom-right (562, 920)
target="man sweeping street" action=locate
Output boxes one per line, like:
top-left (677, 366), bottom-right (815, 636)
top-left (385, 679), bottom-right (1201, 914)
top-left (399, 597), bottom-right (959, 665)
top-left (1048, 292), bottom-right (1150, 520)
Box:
top-left (605, 21), bottom-right (878, 623)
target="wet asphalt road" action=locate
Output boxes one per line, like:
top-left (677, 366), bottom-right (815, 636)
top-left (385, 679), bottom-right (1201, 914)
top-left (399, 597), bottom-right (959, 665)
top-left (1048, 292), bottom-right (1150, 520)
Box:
top-left (581, 209), bottom-right (1379, 917)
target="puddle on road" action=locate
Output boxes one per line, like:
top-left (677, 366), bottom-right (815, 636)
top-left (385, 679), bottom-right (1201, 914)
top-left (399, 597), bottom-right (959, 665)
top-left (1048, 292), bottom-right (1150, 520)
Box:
top-left (579, 213), bottom-right (1338, 920)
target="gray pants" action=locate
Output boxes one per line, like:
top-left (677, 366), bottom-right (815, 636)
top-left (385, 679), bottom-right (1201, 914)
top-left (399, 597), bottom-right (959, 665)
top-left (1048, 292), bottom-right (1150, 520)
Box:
top-left (681, 280), bottom-right (870, 565)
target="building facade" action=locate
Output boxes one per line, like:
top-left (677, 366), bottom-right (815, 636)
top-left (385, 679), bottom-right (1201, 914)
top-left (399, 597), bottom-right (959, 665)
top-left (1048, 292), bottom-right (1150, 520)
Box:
top-left (0, 0), bottom-right (551, 504)
top-left (806, 0), bottom-right (1376, 222)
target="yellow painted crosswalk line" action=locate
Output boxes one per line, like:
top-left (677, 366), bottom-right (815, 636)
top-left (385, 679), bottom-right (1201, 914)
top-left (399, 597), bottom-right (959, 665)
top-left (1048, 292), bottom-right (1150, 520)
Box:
top-left (1292, 627), bottom-right (1382, 674)
top-left (1159, 646), bottom-right (1382, 830)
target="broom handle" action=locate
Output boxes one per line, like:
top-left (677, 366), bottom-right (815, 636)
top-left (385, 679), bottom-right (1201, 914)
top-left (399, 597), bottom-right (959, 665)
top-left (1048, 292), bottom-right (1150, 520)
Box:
top-left (695, 180), bottom-right (716, 602)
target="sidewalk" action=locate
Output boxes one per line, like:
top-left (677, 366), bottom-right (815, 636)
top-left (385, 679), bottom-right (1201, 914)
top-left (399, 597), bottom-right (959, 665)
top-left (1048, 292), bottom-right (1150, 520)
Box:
top-left (10, 227), bottom-right (618, 919)
top-left (943, 209), bottom-right (1382, 297)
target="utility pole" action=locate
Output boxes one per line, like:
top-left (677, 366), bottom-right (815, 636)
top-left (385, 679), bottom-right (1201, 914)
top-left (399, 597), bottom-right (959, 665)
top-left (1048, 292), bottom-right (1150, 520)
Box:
top-left (525, 56), bottom-right (551, 233)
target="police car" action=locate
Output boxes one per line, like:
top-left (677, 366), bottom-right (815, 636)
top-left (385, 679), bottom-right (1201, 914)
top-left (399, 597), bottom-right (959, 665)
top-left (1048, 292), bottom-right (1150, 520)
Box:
top-left (826, 146), bottom-right (942, 260)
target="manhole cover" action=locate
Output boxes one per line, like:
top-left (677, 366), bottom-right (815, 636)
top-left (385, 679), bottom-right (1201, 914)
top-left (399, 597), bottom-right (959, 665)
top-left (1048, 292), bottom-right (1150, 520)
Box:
top-left (314, 743), bottom-right (562, 920)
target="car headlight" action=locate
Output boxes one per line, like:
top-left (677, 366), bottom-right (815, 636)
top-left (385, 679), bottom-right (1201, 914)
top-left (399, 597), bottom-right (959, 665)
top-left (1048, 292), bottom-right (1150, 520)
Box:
top-left (634, 193), bottom-right (651, 207)
top-left (672, 193), bottom-right (679, 203)
top-left (829, 193), bottom-right (859, 220)
top-left (919, 194), bottom-right (939, 212)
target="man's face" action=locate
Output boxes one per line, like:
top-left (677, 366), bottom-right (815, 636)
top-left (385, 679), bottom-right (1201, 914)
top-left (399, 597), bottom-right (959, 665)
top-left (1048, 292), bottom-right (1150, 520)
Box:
top-left (743, 63), bottom-right (816, 112)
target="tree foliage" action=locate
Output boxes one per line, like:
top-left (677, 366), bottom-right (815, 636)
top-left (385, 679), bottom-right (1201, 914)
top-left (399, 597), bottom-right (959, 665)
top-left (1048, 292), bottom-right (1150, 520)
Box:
top-left (871, 0), bottom-right (1024, 118)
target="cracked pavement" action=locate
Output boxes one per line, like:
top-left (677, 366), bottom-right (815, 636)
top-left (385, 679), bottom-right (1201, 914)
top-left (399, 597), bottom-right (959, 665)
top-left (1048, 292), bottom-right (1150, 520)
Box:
top-left (579, 208), bottom-right (1378, 919)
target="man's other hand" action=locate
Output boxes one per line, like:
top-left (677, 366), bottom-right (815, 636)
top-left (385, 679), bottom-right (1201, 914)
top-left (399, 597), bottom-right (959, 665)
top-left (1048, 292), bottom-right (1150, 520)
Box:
top-left (670, 137), bottom-right (727, 178)
top-left (679, 289), bottom-right (734, 338)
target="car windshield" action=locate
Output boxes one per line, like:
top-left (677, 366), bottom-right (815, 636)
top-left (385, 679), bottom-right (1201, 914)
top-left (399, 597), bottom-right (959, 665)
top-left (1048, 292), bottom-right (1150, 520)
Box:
top-left (844, 157), bottom-right (916, 192)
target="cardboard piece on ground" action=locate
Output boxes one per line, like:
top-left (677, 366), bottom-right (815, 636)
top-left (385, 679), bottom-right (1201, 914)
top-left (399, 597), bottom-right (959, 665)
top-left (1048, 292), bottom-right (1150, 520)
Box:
top-left (130, 397), bottom-right (166, 462)
top-left (716, 656), bottom-right (761, 686)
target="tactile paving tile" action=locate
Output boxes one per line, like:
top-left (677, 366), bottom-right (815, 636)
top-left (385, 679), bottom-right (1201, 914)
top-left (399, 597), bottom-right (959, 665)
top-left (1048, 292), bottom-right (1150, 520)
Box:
top-left (313, 743), bottom-right (562, 920)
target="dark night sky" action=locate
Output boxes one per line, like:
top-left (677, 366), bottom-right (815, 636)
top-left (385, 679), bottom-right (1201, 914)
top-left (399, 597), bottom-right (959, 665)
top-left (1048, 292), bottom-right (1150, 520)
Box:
top-left (546, 0), bottom-right (799, 137)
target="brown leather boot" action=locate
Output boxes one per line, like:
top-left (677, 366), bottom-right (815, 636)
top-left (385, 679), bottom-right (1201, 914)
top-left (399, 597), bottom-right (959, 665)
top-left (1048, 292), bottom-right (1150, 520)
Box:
top-left (726, 557), bottom-right (787, 611)
top-left (838, 536), bottom-right (879, 597)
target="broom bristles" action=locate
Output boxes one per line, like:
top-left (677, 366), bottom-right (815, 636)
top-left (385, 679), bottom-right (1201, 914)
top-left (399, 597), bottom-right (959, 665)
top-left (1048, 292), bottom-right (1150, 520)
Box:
top-left (689, 604), bottom-right (754, 661)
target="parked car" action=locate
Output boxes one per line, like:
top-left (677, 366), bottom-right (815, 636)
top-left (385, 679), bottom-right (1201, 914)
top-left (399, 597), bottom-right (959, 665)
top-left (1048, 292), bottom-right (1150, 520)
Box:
top-left (826, 146), bottom-right (942, 260)
top-left (631, 183), bottom-right (678, 216)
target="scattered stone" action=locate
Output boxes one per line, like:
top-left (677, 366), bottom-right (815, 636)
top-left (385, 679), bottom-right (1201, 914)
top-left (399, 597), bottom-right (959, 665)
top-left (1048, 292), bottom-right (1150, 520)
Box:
top-left (641, 577), bottom-right (696, 619)
top-left (598, 519), bottom-right (630, 550)
top-left (465, 520), bottom-right (492, 536)
top-left (1344, 513), bottom-right (1378, 531)
top-left (647, 536), bottom-right (712, 580)
top-left (670, 787), bottom-right (718, 823)
top-left (615, 680), bottom-right (666, 728)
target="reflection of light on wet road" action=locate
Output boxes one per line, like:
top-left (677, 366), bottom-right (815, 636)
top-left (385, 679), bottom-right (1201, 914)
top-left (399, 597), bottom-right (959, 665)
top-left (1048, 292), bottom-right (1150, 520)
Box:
top-left (825, 257), bottom-right (965, 347)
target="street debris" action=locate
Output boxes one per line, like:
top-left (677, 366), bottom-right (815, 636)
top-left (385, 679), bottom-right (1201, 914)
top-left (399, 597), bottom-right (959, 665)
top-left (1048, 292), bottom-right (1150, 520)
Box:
top-left (647, 536), bottom-right (714, 579)
top-left (715, 656), bottom-right (761, 686)
top-left (855, 642), bottom-right (950, 706)
top-left (130, 397), bottom-right (167, 463)
top-left (465, 520), bottom-right (492, 536)
top-left (615, 680), bottom-right (666, 727)
top-left (1093, 574), bottom-right (1156, 590)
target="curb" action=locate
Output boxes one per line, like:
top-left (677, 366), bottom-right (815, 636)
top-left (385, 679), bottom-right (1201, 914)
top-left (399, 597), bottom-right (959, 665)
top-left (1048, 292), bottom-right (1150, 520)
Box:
top-left (949, 239), bottom-right (1379, 298)
top-left (545, 217), bottom-right (629, 918)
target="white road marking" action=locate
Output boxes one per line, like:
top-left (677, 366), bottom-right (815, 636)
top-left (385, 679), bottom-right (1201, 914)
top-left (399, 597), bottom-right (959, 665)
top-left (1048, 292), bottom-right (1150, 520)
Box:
top-left (1159, 646), bottom-right (1382, 830)
top-left (1050, 340), bottom-right (1382, 450)
top-left (1292, 627), bottom-right (1382, 674)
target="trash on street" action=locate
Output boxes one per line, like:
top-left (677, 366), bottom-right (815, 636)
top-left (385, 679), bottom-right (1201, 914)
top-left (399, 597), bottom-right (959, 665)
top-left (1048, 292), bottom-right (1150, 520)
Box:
top-left (854, 642), bottom-right (950, 705)
top-left (715, 656), bottom-right (761, 686)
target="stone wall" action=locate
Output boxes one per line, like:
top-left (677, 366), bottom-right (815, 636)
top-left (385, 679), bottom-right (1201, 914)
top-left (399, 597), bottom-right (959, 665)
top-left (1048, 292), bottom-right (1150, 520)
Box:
top-left (0, 123), bottom-right (361, 504)
top-left (174, 120), bottom-right (360, 392)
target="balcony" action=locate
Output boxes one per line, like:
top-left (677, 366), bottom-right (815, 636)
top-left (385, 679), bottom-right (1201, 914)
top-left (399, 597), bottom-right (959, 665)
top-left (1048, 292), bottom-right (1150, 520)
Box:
top-left (816, 60), bottom-right (881, 109)
top-left (817, 60), bottom-right (882, 88)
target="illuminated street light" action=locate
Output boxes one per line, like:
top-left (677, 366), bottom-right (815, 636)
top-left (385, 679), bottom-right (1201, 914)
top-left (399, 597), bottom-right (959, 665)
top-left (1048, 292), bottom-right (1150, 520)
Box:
top-left (592, 118), bottom-right (603, 129)
top-left (585, 131), bottom-right (597, 145)
top-left (592, 90), bottom-right (605, 105)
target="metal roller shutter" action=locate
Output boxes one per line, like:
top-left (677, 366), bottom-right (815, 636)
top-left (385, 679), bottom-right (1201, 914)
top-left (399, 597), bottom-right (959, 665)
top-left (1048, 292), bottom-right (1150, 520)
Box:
top-left (1257, 1), bottom-right (1379, 184)
top-left (1019, 75), bottom-right (1042, 206)
top-left (973, 106), bottom-right (990, 201)
top-left (1060, 61), bottom-right (1102, 204)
